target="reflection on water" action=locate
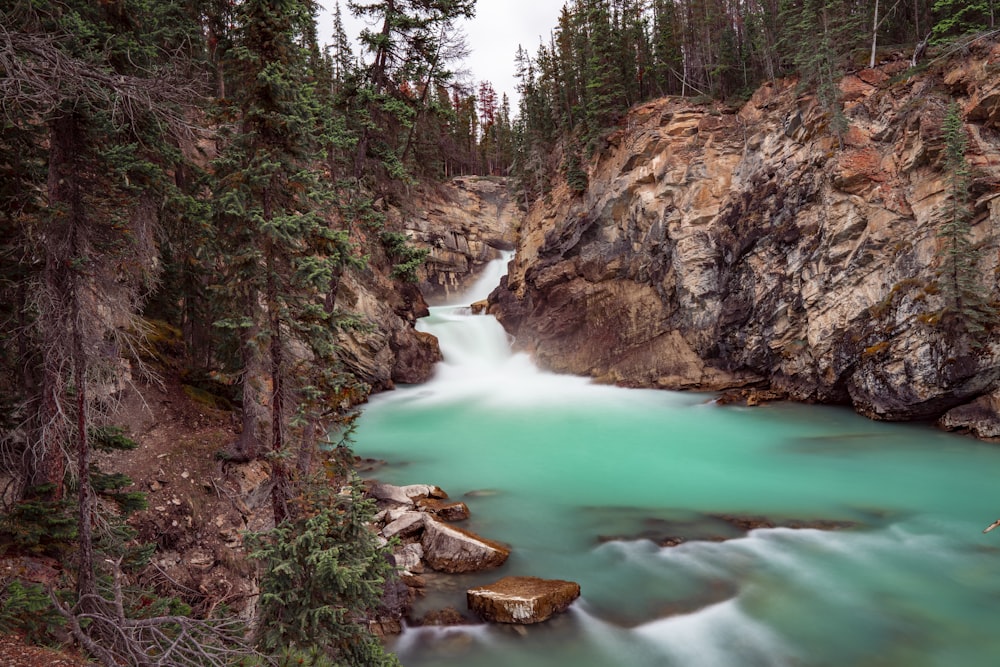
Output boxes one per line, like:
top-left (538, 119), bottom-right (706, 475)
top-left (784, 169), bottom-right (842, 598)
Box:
top-left (355, 256), bottom-right (1000, 666)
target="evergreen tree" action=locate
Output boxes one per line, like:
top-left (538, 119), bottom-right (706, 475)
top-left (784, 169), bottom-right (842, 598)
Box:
top-left (780, 0), bottom-right (864, 143)
top-left (934, 102), bottom-right (996, 339)
top-left (249, 460), bottom-right (400, 666)
top-left (345, 0), bottom-right (475, 180)
top-left (0, 0), bottom-right (204, 602)
top-left (213, 0), bottom-right (356, 523)
top-left (932, 0), bottom-right (996, 43)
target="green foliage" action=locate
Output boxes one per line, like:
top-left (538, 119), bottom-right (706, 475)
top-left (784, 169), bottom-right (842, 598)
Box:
top-left (779, 0), bottom-right (863, 143)
top-left (380, 231), bottom-right (429, 283)
top-left (933, 101), bottom-right (997, 342)
top-left (562, 145), bottom-right (589, 196)
top-left (932, 0), bottom-right (996, 43)
top-left (248, 477), bottom-right (400, 666)
top-left (0, 580), bottom-right (64, 644)
top-left (89, 426), bottom-right (138, 453)
top-left (0, 491), bottom-right (76, 558)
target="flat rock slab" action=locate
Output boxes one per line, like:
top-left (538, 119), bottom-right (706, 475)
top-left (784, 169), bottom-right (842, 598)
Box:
top-left (369, 482), bottom-right (448, 507)
top-left (421, 517), bottom-right (510, 573)
top-left (467, 576), bottom-right (581, 624)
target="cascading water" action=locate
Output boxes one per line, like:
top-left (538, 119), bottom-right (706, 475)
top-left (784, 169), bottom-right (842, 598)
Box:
top-left (355, 256), bottom-right (1000, 667)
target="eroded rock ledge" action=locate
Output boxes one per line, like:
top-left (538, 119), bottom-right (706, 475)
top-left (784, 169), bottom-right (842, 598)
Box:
top-left (467, 576), bottom-right (581, 624)
top-left (490, 45), bottom-right (1000, 427)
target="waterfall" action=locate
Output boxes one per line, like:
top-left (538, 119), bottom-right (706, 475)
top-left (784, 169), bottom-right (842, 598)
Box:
top-left (356, 251), bottom-right (1000, 667)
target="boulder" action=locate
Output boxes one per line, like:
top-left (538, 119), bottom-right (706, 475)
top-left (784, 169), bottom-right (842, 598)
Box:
top-left (382, 512), bottom-right (426, 540)
top-left (400, 484), bottom-right (449, 500)
top-left (421, 517), bottom-right (510, 573)
top-left (391, 329), bottom-right (441, 384)
top-left (939, 391), bottom-right (1000, 439)
top-left (368, 482), bottom-right (448, 508)
top-left (392, 543), bottom-right (424, 573)
top-left (467, 576), bottom-right (581, 624)
top-left (416, 498), bottom-right (471, 522)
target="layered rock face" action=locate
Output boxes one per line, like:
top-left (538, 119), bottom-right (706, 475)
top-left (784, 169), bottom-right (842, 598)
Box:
top-left (336, 272), bottom-right (440, 391)
top-left (335, 176), bottom-right (519, 391)
top-left (406, 176), bottom-right (518, 303)
top-left (491, 46), bottom-right (1000, 423)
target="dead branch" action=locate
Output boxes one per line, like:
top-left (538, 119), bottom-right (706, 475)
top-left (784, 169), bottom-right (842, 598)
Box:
top-left (50, 559), bottom-right (264, 667)
top-left (0, 20), bottom-right (208, 142)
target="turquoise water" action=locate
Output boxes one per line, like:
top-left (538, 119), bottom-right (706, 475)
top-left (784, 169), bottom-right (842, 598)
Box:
top-left (355, 259), bottom-right (1000, 666)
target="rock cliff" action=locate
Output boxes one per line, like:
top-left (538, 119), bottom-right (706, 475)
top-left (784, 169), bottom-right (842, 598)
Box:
top-left (405, 176), bottom-right (518, 303)
top-left (336, 176), bottom-right (519, 391)
top-left (490, 43), bottom-right (1000, 429)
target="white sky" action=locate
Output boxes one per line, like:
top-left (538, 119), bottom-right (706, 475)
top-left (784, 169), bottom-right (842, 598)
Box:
top-left (316, 1), bottom-right (566, 105)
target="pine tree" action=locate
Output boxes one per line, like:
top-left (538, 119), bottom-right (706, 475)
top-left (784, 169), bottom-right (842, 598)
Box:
top-left (932, 0), bottom-right (996, 43)
top-left (0, 0), bottom-right (204, 603)
top-left (213, 0), bottom-right (356, 523)
top-left (934, 102), bottom-right (996, 340)
top-left (249, 464), bottom-right (400, 666)
top-left (780, 0), bottom-right (864, 143)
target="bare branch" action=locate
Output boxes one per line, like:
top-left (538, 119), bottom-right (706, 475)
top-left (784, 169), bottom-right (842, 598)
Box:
top-left (0, 20), bottom-right (208, 142)
top-left (49, 559), bottom-right (264, 667)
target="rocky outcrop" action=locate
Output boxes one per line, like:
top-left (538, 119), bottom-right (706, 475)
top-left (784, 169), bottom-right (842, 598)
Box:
top-left (368, 482), bottom-right (510, 575)
top-left (491, 44), bottom-right (1000, 424)
top-left (421, 517), bottom-right (511, 573)
top-left (940, 390), bottom-right (1000, 439)
top-left (335, 272), bottom-right (440, 392)
top-left (467, 576), bottom-right (580, 624)
top-left (405, 176), bottom-right (519, 303)
top-left (336, 176), bottom-right (520, 390)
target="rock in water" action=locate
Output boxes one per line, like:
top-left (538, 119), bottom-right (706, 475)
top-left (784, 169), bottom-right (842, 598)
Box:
top-left (420, 517), bottom-right (510, 573)
top-left (416, 497), bottom-right (471, 521)
top-left (382, 511), bottom-right (426, 539)
top-left (467, 576), bottom-right (581, 624)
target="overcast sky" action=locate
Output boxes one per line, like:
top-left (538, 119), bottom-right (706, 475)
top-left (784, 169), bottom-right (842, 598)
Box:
top-left (316, 1), bottom-right (565, 105)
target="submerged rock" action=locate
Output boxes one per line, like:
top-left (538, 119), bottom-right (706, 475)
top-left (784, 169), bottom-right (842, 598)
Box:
top-left (417, 498), bottom-right (471, 522)
top-left (467, 576), bottom-right (581, 624)
top-left (412, 607), bottom-right (478, 627)
top-left (421, 517), bottom-right (511, 573)
top-left (597, 512), bottom-right (857, 546)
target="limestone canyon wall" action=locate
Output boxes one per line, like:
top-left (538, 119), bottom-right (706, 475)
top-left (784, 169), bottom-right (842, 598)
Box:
top-left (406, 176), bottom-right (518, 303)
top-left (490, 45), bottom-right (1000, 432)
top-left (335, 176), bottom-right (518, 391)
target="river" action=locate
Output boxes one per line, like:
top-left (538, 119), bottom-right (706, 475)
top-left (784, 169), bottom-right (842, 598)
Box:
top-left (354, 255), bottom-right (1000, 667)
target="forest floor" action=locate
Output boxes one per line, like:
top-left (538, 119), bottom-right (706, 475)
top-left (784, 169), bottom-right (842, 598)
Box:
top-left (1, 372), bottom-right (254, 665)
top-left (0, 632), bottom-right (92, 666)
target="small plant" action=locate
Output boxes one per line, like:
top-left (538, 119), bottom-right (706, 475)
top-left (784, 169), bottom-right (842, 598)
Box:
top-left (562, 147), bottom-right (589, 196)
top-left (0, 579), bottom-right (64, 644)
top-left (248, 474), bottom-right (400, 667)
top-left (0, 489), bottom-right (76, 558)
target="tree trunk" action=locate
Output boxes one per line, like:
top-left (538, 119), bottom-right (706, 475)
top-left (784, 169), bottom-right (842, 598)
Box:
top-left (870, 0), bottom-right (880, 68)
top-left (264, 200), bottom-right (288, 525)
top-left (36, 112), bottom-right (84, 499)
top-left (235, 296), bottom-right (264, 461)
top-left (73, 274), bottom-right (96, 602)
